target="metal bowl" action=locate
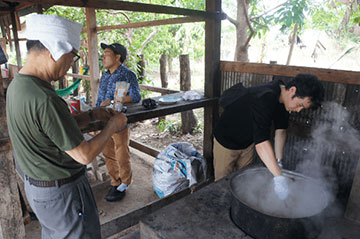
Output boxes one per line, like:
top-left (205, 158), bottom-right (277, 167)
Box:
top-left (230, 167), bottom-right (330, 239)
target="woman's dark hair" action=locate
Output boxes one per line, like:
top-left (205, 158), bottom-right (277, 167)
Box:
top-left (284, 73), bottom-right (325, 109)
top-left (26, 40), bottom-right (47, 52)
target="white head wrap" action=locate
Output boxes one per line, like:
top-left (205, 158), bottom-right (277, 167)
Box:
top-left (25, 14), bottom-right (82, 61)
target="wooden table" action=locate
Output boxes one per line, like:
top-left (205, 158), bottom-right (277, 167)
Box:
top-left (82, 92), bottom-right (218, 133)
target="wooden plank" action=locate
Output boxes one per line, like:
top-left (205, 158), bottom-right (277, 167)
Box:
top-left (85, 8), bottom-right (100, 106)
top-left (81, 97), bottom-right (218, 133)
top-left (0, 7), bottom-right (11, 11)
top-left (126, 98), bottom-right (217, 124)
top-left (100, 180), bottom-right (211, 238)
top-left (129, 139), bottom-right (159, 158)
top-left (0, 75), bottom-right (25, 238)
top-left (203, 0), bottom-right (221, 179)
top-left (220, 61), bottom-right (360, 85)
top-left (5, 38), bottom-right (26, 42)
top-left (65, 73), bottom-right (91, 80)
top-left (10, 9), bottom-right (21, 68)
top-left (139, 84), bottom-right (178, 94)
top-left (345, 158), bottom-right (360, 223)
top-left (6, 0), bottom-right (225, 19)
top-left (95, 16), bottom-right (205, 32)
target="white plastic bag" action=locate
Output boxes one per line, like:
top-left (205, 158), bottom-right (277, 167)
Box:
top-left (182, 90), bottom-right (202, 101)
top-left (152, 142), bottom-right (206, 198)
top-left (113, 81), bottom-right (129, 111)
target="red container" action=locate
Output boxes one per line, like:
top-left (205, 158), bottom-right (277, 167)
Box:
top-left (69, 99), bottom-right (80, 114)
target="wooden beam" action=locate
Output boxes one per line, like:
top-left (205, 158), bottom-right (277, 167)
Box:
top-left (4, 38), bottom-right (26, 42)
top-left (6, 0), bottom-right (225, 19)
top-left (0, 75), bottom-right (25, 238)
top-left (80, 98), bottom-right (218, 133)
top-left (95, 16), bottom-right (205, 32)
top-left (9, 9), bottom-right (21, 68)
top-left (129, 139), bottom-right (159, 158)
top-left (203, 0), bottom-right (221, 179)
top-left (65, 73), bottom-right (91, 80)
top-left (85, 8), bottom-right (100, 106)
top-left (220, 61), bottom-right (360, 85)
top-left (139, 84), bottom-right (178, 94)
top-left (0, 7), bottom-right (11, 11)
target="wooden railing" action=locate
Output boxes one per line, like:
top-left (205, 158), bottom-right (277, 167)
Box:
top-left (220, 61), bottom-right (360, 85)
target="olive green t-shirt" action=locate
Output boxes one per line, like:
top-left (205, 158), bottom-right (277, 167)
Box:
top-left (6, 74), bottom-right (84, 180)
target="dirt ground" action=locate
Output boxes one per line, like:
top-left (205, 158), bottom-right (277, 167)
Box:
top-left (130, 109), bottom-right (204, 153)
top-left (24, 110), bottom-right (204, 238)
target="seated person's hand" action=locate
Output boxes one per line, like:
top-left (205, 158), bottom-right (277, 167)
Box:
top-left (273, 175), bottom-right (290, 200)
top-left (100, 99), bottom-right (111, 107)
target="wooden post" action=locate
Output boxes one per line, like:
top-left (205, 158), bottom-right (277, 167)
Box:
top-left (36, 4), bottom-right (43, 14)
top-left (204, 0), bottom-right (221, 180)
top-left (10, 9), bottom-right (21, 68)
top-left (72, 61), bottom-right (80, 96)
top-left (59, 77), bottom-right (64, 89)
top-left (137, 54), bottom-right (145, 84)
top-left (158, 54), bottom-right (168, 123)
top-left (160, 54), bottom-right (168, 89)
top-left (0, 73), bottom-right (25, 238)
top-left (345, 158), bottom-right (360, 223)
top-left (85, 8), bottom-right (100, 106)
top-left (168, 55), bottom-right (173, 73)
top-left (180, 54), bottom-right (197, 134)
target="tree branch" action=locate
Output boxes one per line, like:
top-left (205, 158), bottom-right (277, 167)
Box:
top-left (250, 19), bottom-right (268, 29)
top-left (242, 0), bottom-right (254, 48)
top-left (137, 26), bottom-right (159, 54)
top-left (250, 0), bottom-right (290, 20)
top-left (226, 14), bottom-right (239, 27)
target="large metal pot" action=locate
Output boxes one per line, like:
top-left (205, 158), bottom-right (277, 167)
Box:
top-left (230, 167), bottom-right (330, 239)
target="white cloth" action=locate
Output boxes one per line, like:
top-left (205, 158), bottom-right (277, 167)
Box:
top-left (182, 90), bottom-right (202, 101)
top-left (25, 14), bottom-right (82, 61)
top-left (273, 175), bottom-right (289, 200)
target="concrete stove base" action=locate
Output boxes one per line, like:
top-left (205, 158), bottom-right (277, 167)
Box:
top-left (139, 174), bottom-right (253, 239)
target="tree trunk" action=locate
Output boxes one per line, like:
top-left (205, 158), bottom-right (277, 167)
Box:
top-left (0, 73), bottom-right (26, 239)
top-left (137, 54), bottom-right (145, 84)
top-left (160, 54), bottom-right (168, 89)
top-left (180, 54), bottom-right (197, 134)
top-left (158, 54), bottom-right (168, 123)
top-left (286, 24), bottom-right (298, 65)
top-left (168, 55), bottom-right (173, 73)
top-left (234, 0), bottom-right (250, 62)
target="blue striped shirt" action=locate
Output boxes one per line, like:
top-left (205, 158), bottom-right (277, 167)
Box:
top-left (96, 65), bottom-right (141, 107)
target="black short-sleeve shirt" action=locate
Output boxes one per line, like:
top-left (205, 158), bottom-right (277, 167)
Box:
top-left (214, 80), bottom-right (289, 150)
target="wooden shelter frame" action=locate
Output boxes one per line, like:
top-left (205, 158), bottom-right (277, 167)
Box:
top-left (0, 0), bottom-right (222, 237)
top-left (1, 0), bottom-right (360, 238)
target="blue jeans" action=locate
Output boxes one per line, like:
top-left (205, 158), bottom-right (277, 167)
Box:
top-left (25, 174), bottom-right (101, 239)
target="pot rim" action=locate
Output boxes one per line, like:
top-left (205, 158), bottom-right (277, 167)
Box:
top-left (229, 166), bottom-right (330, 219)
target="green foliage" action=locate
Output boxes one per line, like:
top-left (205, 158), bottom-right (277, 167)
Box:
top-left (156, 119), bottom-right (167, 132)
top-left (192, 123), bottom-right (203, 135)
top-left (156, 119), bottom-right (180, 135)
top-left (271, 0), bottom-right (308, 32)
top-left (249, 0), bottom-right (309, 38)
top-left (309, 1), bottom-right (345, 33)
top-left (44, 1), bottom-right (206, 86)
top-left (350, 5), bottom-right (360, 24)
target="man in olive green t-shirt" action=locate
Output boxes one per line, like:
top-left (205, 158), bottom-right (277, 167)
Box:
top-left (6, 15), bottom-right (127, 238)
